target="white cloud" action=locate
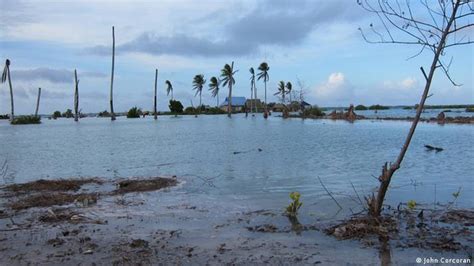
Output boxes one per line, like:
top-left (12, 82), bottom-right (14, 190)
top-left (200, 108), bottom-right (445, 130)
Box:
top-left (311, 72), bottom-right (354, 106)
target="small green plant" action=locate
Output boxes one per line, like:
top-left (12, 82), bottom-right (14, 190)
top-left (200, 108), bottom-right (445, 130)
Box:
top-left (52, 111), bottom-right (61, 119)
top-left (286, 192), bottom-right (303, 217)
top-left (62, 109), bottom-right (74, 118)
top-left (98, 110), bottom-right (110, 117)
top-left (302, 106), bottom-right (325, 117)
top-left (127, 106), bottom-right (142, 118)
top-left (407, 200), bottom-right (416, 210)
top-left (11, 115), bottom-right (41, 125)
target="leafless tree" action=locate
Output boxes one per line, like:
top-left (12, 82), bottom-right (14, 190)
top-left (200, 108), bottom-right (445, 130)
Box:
top-left (154, 69), bottom-right (158, 120)
top-left (109, 26), bottom-right (116, 121)
top-left (358, 0), bottom-right (473, 217)
top-left (74, 70), bottom-right (79, 122)
top-left (35, 87), bottom-right (41, 118)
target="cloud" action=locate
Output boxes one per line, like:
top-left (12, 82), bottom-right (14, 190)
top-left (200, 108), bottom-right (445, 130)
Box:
top-left (86, 0), bottom-right (360, 57)
top-left (311, 72), bottom-right (354, 105)
top-left (382, 77), bottom-right (419, 91)
top-left (11, 68), bottom-right (107, 83)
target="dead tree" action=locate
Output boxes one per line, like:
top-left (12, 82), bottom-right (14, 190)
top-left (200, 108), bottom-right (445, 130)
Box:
top-left (358, 0), bottom-right (473, 217)
top-left (1, 59), bottom-right (14, 122)
top-left (35, 87), bottom-right (41, 117)
top-left (74, 70), bottom-right (79, 122)
top-left (154, 68), bottom-right (158, 120)
top-left (109, 26), bottom-right (116, 121)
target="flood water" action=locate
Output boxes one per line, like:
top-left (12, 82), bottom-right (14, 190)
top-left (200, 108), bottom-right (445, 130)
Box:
top-left (1, 114), bottom-right (473, 209)
top-left (1, 114), bottom-right (473, 264)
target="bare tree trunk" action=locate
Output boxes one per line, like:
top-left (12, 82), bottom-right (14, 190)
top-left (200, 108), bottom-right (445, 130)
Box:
top-left (7, 65), bottom-right (14, 122)
top-left (254, 83), bottom-right (257, 113)
top-left (74, 70), bottom-right (79, 122)
top-left (35, 87), bottom-right (41, 118)
top-left (263, 81), bottom-right (268, 118)
top-left (367, 2), bottom-right (459, 217)
top-left (110, 26), bottom-right (116, 121)
top-left (154, 69), bottom-right (158, 120)
top-left (227, 62), bottom-right (233, 118)
top-left (199, 91), bottom-right (202, 115)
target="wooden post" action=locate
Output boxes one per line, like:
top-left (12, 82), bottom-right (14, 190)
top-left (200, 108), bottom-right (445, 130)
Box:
top-left (154, 69), bottom-right (158, 120)
top-left (74, 70), bottom-right (79, 122)
top-left (35, 87), bottom-right (41, 117)
top-left (110, 26), bottom-right (116, 121)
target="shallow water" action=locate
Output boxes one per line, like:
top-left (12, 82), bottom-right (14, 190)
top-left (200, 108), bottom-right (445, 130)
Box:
top-left (1, 114), bottom-right (473, 210)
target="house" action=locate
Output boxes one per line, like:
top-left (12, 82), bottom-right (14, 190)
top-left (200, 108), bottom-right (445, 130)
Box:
top-left (288, 100), bottom-right (312, 111)
top-left (245, 99), bottom-right (264, 112)
top-left (272, 103), bottom-right (287, 112)
top-left (220, 97), bottom-right (247, 112)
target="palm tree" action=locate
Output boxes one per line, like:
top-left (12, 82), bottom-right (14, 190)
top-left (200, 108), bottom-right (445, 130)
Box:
top-left (1, 59), bottom-right (14, 122)
top-left (109, 26), bottom-right (116, 121)
top-left (274, 81), bottom-right (286, 103)
top-left (165, 80), bottom-right (174, 100)
top-left (257, 62), bottom-right (269, 118)
top-left (208, 76), bottom-right (220, 107)
top-left (221, 62), bottom-right (237, 118)
top-left (192, 74), bottom-right (206, 114)
top-left (286, 81), bottom-right (293, 103)
top-left (249, 67), bottom-right (256, 114)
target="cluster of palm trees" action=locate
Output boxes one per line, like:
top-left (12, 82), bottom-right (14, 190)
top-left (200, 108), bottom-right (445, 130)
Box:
top-left (1, 26), bottom-right (280, 122)
top-left (274, 81), bottom-right (293, 104)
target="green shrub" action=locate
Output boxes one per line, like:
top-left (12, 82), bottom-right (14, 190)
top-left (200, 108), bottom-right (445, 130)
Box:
top-left (402, 106), bottom-right (412, 110)
top-left (354, 105), bottom-right (368, 111)
top-left (98, 110), bottom-right (110, 117)
top-left (11, 115), bottom-right (41, 125)
top-left (62, 109), bottom-right (74, 118)
top-left (52, 111), bottom-right (62, 119)
top-left (0, 114), bottom-right (9, 120)
top-left (407, 200), bottom-right (416, 210)
top-left (169, 100), bottom-right (184, 114)
top-left (127, 107), bottom-right (142, 118)
top-left (302, 106), bottom-right (325, 117)
top-left (184, 106), bottom-right (196, 115)
top-left (286, 192), bottom-right (303, 217)
top-left (466, 107), bottom-right (474, 112)
top-left (206, 107), bottom-right (226, 115)
top-left (369, 104), bottom-right (389, 110)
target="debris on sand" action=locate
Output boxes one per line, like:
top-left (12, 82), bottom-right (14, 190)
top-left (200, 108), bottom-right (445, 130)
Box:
top-left (9, 193), bottom-right (99, 210)
top-left (246, 224), bottom-right (278, 233)
top-left (326, 215), bottom-right (397, 240)
top-left (4, 178), bottom-right (102, 194)
top-left (38, 208), bottom-right (106, 224)
top-left (130, 239), bottom-right (149, 248)
top-left (114, 177), bottom-right (177, 194)
top-left (440, 209), bottom-right (474, 226)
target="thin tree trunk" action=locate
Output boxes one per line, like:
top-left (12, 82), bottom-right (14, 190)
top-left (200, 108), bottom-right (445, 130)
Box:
top-left (110, 26), bottom-right (116, 121)
top-left (199, 91), bottom-right (202, 115)
top-left (217, 93), bottom-right (219, 108)
top-left (254, 82), bottom-right (257, 113)
top-left (154, 69), bottom-right (158, 120)
top-left (367, 2), bottom-right (459, 217)
top-left (7, 66), bottom-right (14, 122)
top-left (35, 87), bottom-right (41, 118)
top-left (227, 62), bottom-right (233, 118)
top-left (74, 70), bottom-right (79, 122)
top-left (264, 81), bottom-right (268, 118)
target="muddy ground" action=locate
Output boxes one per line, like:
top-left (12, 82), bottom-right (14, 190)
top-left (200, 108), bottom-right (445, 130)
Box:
top-left (0, 177), bottom-right (473, 265)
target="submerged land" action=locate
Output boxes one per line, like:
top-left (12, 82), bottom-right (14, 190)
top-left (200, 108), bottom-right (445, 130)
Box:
top-left (0, 176), bottom-right (472, 265)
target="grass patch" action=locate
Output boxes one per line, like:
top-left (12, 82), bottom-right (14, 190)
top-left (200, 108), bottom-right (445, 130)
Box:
top-left (114, 177), bottom-right (177, 194)
top-left (11, 115), bottom-right (41, 125)
top-left (5, 178), bottom-right (102, 193)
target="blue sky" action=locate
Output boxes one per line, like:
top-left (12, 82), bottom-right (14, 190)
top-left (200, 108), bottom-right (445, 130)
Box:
top-left (0, 0), bottom-right (472, 114)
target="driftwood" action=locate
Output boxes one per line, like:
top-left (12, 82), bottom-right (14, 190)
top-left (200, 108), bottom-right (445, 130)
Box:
top-left (425, 145), bottom-right (444, 152)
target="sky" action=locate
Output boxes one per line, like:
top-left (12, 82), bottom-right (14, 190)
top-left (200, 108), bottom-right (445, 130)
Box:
top-left (0, 0), bottom-right (472, 114)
